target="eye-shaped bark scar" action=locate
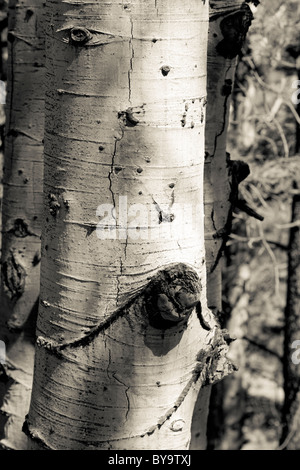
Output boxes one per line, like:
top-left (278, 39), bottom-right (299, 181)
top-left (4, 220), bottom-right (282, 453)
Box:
top-left (56, 26), bottom-right (120, 47)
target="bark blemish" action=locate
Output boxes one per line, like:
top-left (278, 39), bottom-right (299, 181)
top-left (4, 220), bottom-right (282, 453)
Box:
top-left (128, 18), bottom-right (134, 102)
top-left (24, 9), bottom-right (34, 22)
top-left (221, 78), bottom-right (233, 97)
top-left (216, 2), bottom-right (256, 59)
top-left (152, 198), bottom-right (174, 225)
top-left (145, 264), bottom-right (201, 329)
top-left (2, 251), bottom-right (26, 299)
top-left (32, 251), bottom-right (41, 266)
top-left (114, 166), bottom-right (123, 174)
top-left (48, 193), bottom-right (60, 216)
top-left (7, 218), bottom-right (38, 238)
top-left (170, 419), bottom-right (185, 432)
top-left (160, 65), bottom-right (171, 76)
top-left (70, 27), bottom-right (92, 45)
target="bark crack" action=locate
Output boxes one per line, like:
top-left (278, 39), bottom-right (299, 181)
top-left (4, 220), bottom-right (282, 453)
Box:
top-left (112, 372), bottom-right (130, 421)
top-left (108, 139), bottom-right (117, 215)
top-left (128, 18), bottom-right (134, 103)
top-left (211, 65), bottom-right (232, 159)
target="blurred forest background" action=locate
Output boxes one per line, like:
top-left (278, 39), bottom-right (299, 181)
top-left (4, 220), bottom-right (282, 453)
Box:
top-left (0, 0), bottom-right (300, 450)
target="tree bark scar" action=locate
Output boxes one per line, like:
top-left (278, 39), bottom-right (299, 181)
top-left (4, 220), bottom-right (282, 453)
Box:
top-left (70, 26), bottom-right (92, 45)
top-left (36, 264), bottom-right (202, 355)
top-left (210, 154), bottom-right (250, 273)
top-left (22, 416), bottom-right (53, 450)
top-left (48, 193), bottom-right (60, 216)
top-left (216, 2), bottom-right (255, 59)
top-left (145, 264), bottom-right (201, 329)
top-left (2, 251), bottom-right (26, 299)
top-left (6, 218), bottom-right (39, 238)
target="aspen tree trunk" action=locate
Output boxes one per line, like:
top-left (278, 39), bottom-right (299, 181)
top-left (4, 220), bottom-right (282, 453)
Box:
top-left (0, 0), bottom-right (44, 450)
top-left (202, 0), bottom-right (258, 450)
top-left (25, 0), bottom-right (234, 450)
top-left (281, 189), bottom-right (300, 449)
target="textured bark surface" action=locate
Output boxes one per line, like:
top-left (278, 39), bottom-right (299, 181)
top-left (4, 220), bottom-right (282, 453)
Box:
top-left (0, 0), bottom-right (44, 450)
top-left (203, 0), bottom-right (257, 450)
top-left (25, 0), bottom-right (234, 450)
top-left (281, 191), bottom-right (300, 449)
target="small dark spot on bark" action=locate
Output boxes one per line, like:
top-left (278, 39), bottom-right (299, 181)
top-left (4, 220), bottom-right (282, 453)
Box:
top-left (23, 178), bottom-right (29, 184)
top-left (24, 9), bottom-right (34, 22)
top-left (45, 245), bottom-right (48, 251)
top-left (137, 167), bottom-right (143, 174)
top-left (126, 108), bottom-right (140, 126)
top-left (152, 39), bottom-right (157, 43)
top-left (99, 145), bottom-right (105, 152)
top-left (32, 252), bottom-right (41, 266)
top-left (85, 225), bottom-right (97, 236)
top-left (161, 65), bottom-right (171, 76)
top-left (181, 114), bottom-right (186, 127)
top-left (18, 169), bottom-right (23, 175)
top-left (138, 191), bottom-right (143, 195)
top-left (114, 167), bottom-right (123, 174)
top-left (169, 183), bottom-right (175, 189)
top-left (191, 121), bottom-right (195, 129)
top-left (221, 79), bottom-right (233, 97)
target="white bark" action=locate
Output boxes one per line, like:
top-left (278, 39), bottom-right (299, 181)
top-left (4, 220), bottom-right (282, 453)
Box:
top-left (25, 0), bottom-right (234, 450)
top-left (0, 0), bottom-right (44, 449)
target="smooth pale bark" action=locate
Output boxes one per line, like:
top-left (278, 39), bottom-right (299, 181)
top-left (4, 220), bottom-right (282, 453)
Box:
top-left (0, 0), bottom-right (44, 450)
top-left (25, 0), bottom-right (233, 450)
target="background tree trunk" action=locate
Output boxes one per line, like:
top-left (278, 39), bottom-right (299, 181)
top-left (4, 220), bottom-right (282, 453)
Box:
top-left (203, 0), bottom-right (258, 450)
top-left (280, 187), bottom-right (300, 449)
top-left (0, 0), bottom-right (44, 450)
top-left (25, 0), bottom-right (233, 450)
